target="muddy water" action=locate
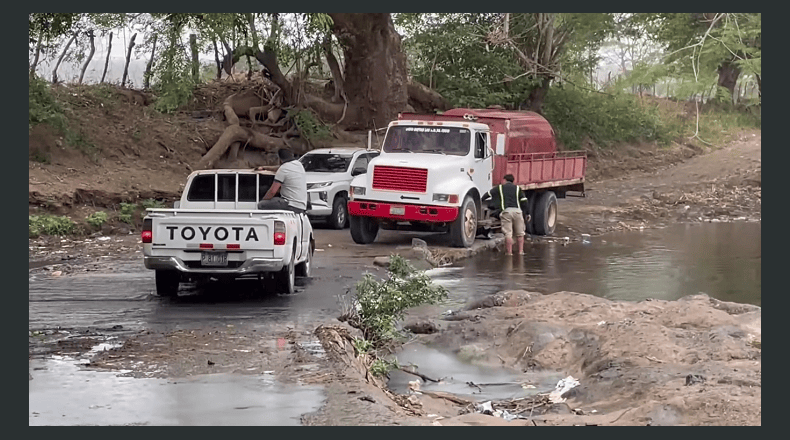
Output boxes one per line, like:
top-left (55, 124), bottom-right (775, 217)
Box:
top-left (429, 221), bottom-right (761, 306)
top-left (29, 357), bottom-right (323, 426)
top-left (388, 344), bottom-right (564, 400)
top-left (389, 222), bottom-right (760, 401)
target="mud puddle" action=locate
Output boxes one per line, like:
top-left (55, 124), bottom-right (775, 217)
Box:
top-left (387, 345), bottom-right (564, 402)
top-left (427, 221), bottom-right (761, 306)
top-left (29, 356), bottom-right (325, 426)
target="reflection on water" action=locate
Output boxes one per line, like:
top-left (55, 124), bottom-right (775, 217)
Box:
top-left (29, 358), bottom-right (324, 426)
top-left (429, 222), bottom-right (760, 306)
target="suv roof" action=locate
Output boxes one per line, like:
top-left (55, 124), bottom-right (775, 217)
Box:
top-left (302, 147), bottom-right (373, 156)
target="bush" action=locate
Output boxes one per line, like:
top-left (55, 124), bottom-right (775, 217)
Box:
top-left (349, 255), bottom-right (448, 347)
top-left (29, 215), bottom-right (75, 238)
top-left (140, 199), bottom-right (165, 210)
top-left (29, 76), bottom-right (67, 132)
top-left (119, 202), bottom-right (137, 225)
top-left (86, 211), bottom-right (108, 229)
top-left (293, 110), bottom-right (332, 142)
top-left (543, 86), bottom-right (673, 150)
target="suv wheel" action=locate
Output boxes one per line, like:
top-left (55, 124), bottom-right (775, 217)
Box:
top-left (329, 196), bottom-right (348, 229)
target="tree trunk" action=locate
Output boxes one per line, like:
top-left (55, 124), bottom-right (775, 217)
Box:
top-left (254, 48), bottom-right (293, 103)
top-left (101, 32), bottom-right (113, 83)
top-left (144, 34), bottom-right (158, 90)
top-left (190, 34), bottom-right (199, 82)
top-left (328, 13), bottom-right (409, 130)
top-left (52, 33), bottom-right (77, 84)
top-left (122, 33), bottom-right (137, 88)
top-left (755, 74), bottom-right (761, 99)
top-left (30, 28), bottom-right (44, 80)
top-left (78, 30), bottom-right (96, 84)
top-left (717, 60), bottom-right (741, 104)
top-left (322, 34), bottom-right (344, 103)
top-left (526, 77), bottom-right (550, 114)
top-left (213, 38), bottom-right (222, 80)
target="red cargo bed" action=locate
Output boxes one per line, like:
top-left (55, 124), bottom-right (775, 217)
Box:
top-left (505, 151), bottom-right (586, 191)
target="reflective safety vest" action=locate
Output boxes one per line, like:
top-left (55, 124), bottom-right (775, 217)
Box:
top-left (486, 182), bottom-right (528, 211)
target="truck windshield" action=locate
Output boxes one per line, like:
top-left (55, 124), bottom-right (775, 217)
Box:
top-left (300, 154), bottom-right (353, 172)
top-left (382, 126), bottom-right (470, 156)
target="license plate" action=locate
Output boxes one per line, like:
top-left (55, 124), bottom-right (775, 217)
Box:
top-left (201, 252), bottom-right (228, 266)
top-left (390, 205), bottom-right (405, 215)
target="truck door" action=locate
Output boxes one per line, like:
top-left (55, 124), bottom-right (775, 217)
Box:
top-left (472, 131), bottom-right (494, 194)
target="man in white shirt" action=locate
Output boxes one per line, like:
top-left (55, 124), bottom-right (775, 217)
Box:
top-left (256, 148), bottom-right (308, 213)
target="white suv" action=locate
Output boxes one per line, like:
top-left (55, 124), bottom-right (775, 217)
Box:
top-left (299, 147), bottom-right (379, 229)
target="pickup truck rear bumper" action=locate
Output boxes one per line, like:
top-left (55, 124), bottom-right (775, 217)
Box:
top-left (145, 256), bottom-right (284, 274)
top-left (348, 200), bottom-right (458, 223)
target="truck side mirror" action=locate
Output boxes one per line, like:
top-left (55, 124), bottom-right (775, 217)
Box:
top-left (351, 167), bottom-right (367, 176)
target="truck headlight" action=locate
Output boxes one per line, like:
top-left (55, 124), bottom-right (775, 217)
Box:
top-left (307, 182), bottom-right (331, 190)
top-left (351, 186), bottom-right (365, 197)
top-left (433, 193), bottom-right (458, 203)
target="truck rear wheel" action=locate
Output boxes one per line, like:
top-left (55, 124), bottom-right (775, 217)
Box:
top-left (155, 270), bottom-right (180, 297)
top-left (275, 249), bottom-right (296, 294)
top-left (525, 195), bottom-right (537, 235)
top-left (296, 239), bottom-right (314, 278)
top-left (449, 195), bottom-right (477, 248)
top-left (534, 191), bottom-right (558, 236)
top-left (328, 196), bottom-right (348, 229)
top-left (349, 215), bottom-right (379, 244)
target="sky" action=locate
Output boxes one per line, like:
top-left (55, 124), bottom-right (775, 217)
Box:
top-left (31, 26), bottom-right (218, 86)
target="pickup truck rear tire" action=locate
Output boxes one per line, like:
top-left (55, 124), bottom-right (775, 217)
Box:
top-left (349, 215), bottom-right (379, 244)
top-left (534, 191), bottom-right (558, 236)
top-left (275, 250), bottom-right (296, 294)
top-left (296, 239), bottom-right (314, 277)
top-left (449, 195), bottom-right (477, 248)
top-left (155, 270), bottom-right (180, 297)
top-left (329, 196), bottom-right (348, 229)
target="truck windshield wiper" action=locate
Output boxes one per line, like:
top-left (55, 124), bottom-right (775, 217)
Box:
top-left (422, 149), bottom-right (446, 155)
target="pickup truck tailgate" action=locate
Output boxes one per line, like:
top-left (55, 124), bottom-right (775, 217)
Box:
top-left (149, 210), bottom-right (278, 249)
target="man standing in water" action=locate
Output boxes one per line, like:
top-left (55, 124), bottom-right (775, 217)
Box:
top-left (482, 174), bottom-right (530, 255)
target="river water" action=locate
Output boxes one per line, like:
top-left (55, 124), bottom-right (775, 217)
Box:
top-left (387, 221), bottom-right (761, 398)
top-left (428, 221), bottom-right (761, 307)
top-left (30, 221), bottom-right (760, 424)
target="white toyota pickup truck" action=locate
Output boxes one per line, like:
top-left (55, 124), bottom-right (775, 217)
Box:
top-left (142, 169), bottom-right (314, 297)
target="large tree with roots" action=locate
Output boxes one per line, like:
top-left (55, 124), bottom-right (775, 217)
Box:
top-left (170, 13), bottom-right (436, 168)
top-left (29, 13), bottom-right (444, 169)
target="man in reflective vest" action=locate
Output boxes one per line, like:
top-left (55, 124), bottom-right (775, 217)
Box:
top-left (482, 174), bottom-right (530, 255)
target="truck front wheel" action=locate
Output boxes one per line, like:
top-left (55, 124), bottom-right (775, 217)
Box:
top-left (450, 195), bottom-right (477, 248)
top-left (349, 215), bottom-right (379, 244)
top-left (155, 270), bottom-right (180, 297)
top-left (534, 191), bottom-right (558, 236)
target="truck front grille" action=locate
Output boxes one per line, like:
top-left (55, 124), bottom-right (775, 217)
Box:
top-left (372, 166), bottom-right (428, 193)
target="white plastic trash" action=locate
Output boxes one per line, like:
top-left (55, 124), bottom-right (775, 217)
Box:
top-left (549, 375), bottom-right (580, 403)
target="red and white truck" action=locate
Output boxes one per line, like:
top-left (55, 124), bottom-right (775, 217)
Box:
top-left (347, 108), bottom-right (586, 247)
